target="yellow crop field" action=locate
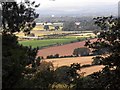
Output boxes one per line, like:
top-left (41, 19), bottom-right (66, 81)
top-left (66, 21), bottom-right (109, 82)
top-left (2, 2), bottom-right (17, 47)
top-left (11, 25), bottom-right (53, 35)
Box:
top-left (32, 25), bottom-right (44, 30)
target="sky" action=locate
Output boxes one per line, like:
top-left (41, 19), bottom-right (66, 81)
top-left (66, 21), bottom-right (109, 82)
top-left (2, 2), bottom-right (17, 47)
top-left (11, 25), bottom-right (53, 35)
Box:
top-left (16, 0), bottom-right (119, 17)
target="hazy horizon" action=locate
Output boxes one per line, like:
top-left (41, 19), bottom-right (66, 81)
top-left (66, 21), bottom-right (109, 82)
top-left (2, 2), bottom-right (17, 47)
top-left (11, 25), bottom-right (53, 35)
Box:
top-left (16, 0), bottom-right (119, 17)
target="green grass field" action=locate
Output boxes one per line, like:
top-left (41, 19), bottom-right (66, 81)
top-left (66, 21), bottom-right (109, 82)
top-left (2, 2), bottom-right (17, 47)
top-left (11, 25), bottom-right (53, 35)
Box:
top-left (19, 38), bottom-right (78, 48)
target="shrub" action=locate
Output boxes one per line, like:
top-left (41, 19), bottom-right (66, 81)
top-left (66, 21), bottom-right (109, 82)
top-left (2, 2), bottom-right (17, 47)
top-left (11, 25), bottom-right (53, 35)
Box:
top-left (33, 61), bottom-right (54, 89)
top-left (28, 33), bottom-right (35, 37)
top-left (81, 64), bottom-right (92, 68)
top-left (47, 55), bottom-right (54, 59)
top-left (47, 54), bottom-right (59, 59)
top-left (92, 56), bottom-right (103, 65)
top-left (54, 63), bottom-right (81, 86)
top-left (73, 47), bottom-right (91, 56)
top-left (54, 54), bottom-right (59, 58)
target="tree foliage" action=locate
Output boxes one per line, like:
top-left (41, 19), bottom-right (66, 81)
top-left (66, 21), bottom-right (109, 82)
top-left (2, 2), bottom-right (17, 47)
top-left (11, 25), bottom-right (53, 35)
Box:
top-left (44, 25), bottom-right (49, 31)
top-left (62, 21), bottom-right (76, 31)
top-left (1, 1), bottom-right (39, 35)
top-left (85, 16), bottom-right (120, 89)
top-left (55, 26), bottom-right (59, 30)
top-left (2, 0), bottom-right (40, 88)
top-left (54, 63), bottom-right (81, 88)
top-left (73, 47), bottom-right (90, 56)
top-left (2, 34), bottom-right (38, 88)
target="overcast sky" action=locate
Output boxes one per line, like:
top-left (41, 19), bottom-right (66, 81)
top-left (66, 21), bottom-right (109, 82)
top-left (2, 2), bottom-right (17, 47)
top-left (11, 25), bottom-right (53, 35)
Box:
top-left (16, 0), bottom-right (119, 16)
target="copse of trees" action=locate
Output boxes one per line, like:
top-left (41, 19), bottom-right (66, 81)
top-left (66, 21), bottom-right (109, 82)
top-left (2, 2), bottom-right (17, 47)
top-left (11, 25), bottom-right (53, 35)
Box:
top-left (73, 47), bottom-right (91, 56)
top-left (62, 21), bottom-right (76, 31)
top-left (62, 20), bottom-right (99, 31)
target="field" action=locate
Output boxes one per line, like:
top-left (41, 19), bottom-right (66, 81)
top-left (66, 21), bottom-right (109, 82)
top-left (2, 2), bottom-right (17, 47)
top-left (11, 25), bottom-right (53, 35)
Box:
top-left (37, 38), bottom-right (97, 58)
top-left (32, 25), bottom-right (63, 31)
top-left (44, 56), bottom-right (104, 76)
top-left (19, 38), bottom-right (78, 48)
top-left (16, 30), bottom-right (95, 37)
top-left (18, 30), bottom-right (96, 49)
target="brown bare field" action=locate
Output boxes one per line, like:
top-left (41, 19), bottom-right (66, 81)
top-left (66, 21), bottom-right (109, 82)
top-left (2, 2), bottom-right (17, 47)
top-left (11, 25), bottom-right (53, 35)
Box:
top-left (43, 56), bottom-right (104, 76)
top-left (37, 39), bottom-right (97, 58)
top-left (80, 65), bottom-right (104, 76)
top-left (44, 56), bottom-right (93, 67)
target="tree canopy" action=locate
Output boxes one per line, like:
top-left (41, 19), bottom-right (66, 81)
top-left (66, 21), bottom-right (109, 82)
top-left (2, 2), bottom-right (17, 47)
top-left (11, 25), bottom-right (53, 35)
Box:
top-left (1, 0), bottom-right (40, 88)
top-left (2, 1), bottom-right (39, 34)
top-left (85, 16), bottom-right (120, 89)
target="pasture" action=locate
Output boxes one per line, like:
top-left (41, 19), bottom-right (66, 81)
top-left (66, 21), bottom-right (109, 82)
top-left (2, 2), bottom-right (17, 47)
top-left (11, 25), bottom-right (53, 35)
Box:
top-left (19, 38), bottom-right (78, 48)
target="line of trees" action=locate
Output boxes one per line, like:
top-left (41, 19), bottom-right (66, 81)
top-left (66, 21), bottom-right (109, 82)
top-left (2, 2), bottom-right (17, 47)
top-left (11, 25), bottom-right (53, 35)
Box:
top-left (62, 20), bottom-right (99, 31)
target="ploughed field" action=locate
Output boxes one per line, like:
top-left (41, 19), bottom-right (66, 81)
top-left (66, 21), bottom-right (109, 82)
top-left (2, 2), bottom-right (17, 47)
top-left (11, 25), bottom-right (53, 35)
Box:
top-left (37, 39), bottom-right (97, 58)
top-left (43, 56), bottom-right (104, 76)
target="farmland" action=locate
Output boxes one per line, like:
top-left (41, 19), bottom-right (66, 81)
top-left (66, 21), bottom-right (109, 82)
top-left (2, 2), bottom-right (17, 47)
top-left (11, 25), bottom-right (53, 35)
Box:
top-left (18, 30), bottom-right (96, 48)
top-left (3, 0), bottom-right (118, 89)
top-left (18, 26), bottom-right (99, 77)
top-left (44, 56), bottom-right (104, 76)
top-left (32, 25), bottom-right (63, 31)
top-left (37, 38), bottom-right (97, 58)
top-left (16, 30), bottom-right (95, 37)
top-left (19, 38), bottom-right (78, 48)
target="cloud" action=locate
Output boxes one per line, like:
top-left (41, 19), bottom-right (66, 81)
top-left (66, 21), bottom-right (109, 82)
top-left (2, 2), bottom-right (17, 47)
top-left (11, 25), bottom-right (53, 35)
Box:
top-left (16, 0), bottom-right (118, 16)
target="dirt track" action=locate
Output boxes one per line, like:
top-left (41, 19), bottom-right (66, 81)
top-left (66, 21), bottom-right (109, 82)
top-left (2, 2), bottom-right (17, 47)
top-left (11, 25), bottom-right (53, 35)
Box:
top-left (37, 39), bottom-right (97, 58)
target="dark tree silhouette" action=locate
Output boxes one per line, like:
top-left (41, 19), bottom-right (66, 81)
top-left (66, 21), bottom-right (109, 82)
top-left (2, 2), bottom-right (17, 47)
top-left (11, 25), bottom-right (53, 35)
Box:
top-left (2, 1), bottom-right (39, 35)
top-left (55, 26), bottom-right (59, 30)
top-left (85, 16), bottom-right (120, 89)
top-left (44, 25), bottom-right (49, 31)
top-left (1, 0), bottom-right (40, 88)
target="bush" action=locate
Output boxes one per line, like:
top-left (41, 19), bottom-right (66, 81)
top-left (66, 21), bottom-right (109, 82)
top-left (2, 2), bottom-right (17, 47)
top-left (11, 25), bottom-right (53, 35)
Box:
top-left (46, 54), bottom-right (59, 59)
top-left (81, 64), bottom-right (92, 68)
top-left (92, 56), bottom-right (103, 65)
top-left (73, 47), bottom-right (91, 56)
top-left (28, 33), bottom-right (35, 37)
top-left (92, 48), bottom-right (109, 55)
top-left (54, 63), bottom-right (81, 86)
top-left (74, 76), bottom-right (102, 89)
top-left (17, 61), bottom-right (55, 89)
top-left (47, 55), bottom-right (54, 59)
top-left (54, 54), bottom-right (59, 58)
top-left (59, 55), bottom-right (74, 58)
